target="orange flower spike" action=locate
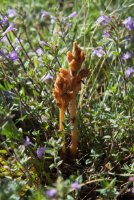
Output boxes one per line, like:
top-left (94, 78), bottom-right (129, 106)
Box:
top-left (80, 51), bottom-right (85, 63)
top-left (67, 51), bottom-right (73, 62)
top-left (53, 68), bottom-right (73, 133)
top-left (53, 41), bottom-right (88, 159)
top-left (72, 41), bottom-right (81, 60)
top-left (55, 75), bottom-right (64, 89)
top-left (67, 41), bottom-right (85, 76)
top-left (67, 42), bottom-right (88, 159)
top-left (59, 68), bottom-right (70, 78)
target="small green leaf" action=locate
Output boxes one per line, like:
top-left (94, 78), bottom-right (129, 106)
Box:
top-left (1, 120), bottom-right (22, 140)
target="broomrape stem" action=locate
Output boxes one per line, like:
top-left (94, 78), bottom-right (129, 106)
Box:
top-left (69, 97), bottom-right (78, 158)
top-left (59, 107), bottom-right (65, 131)
top-left (59, 107), bottom-right (66, 153)
top-left (53, 42), bottom-right (87, 159)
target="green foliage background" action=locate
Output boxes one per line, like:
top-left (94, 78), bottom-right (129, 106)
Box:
top-left (0, 0), bottom-right (134, 199)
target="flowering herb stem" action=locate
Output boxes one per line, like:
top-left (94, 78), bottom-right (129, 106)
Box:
top-left (67, 42), bottom-right (88, 158)
top-left (13, 32), bottom-right (35, 69)
top-left (0, 12), bottom-right (26, 72)
top-left (22, 22), bottom-right (34, 51)
top-left (116, 43), bottom-right (127, 94)
top-left (59, 107), bottom-right (66, 152)
top-left (69, 97), bottom-right (78, 158)
top-left (59, 107), bottom-right (65, 131)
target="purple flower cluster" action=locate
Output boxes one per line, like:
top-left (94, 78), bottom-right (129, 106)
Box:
top-left (8, 51), bottom-right (19, 61)
top-left (67, 11), bottom-right (78, 19)
top-left (36, 48), bottom-right (43, 56)
top-left (71, 181), bottom-right (81, 190)
top-left (7, 8), bottom-right (17, 18)
top-left (122, 51), bottom-right (132, 60)
top-left (46, 189), bottom-right (57, 198)
top-left (92, 46), bottom-right (105, 58)
top-left (39, 40), bottom-right (46, 46)
top-left (103, 30), bottom-right (110, 38)
top-left (41, 10), bottom-right (55, 24)
top-left (8, 51), bottom-right (18, 61)
top-left (0, 15), bottom-right (8, 26)
top-left (41, 73), bottom-right (53, 83)
top-left (2, 22), bottom-right (17, 36)
top-left (96, 15), bottom-right (110, 25)
top-left (123, 17), bottom-right (134, 31)
top-left (0, 46), bottom-right (19, 62)
top-left (125, 67), bottom-right (134, 78)
top-left (36, 146), bottom-right (46, 159)
top-left (0, 49), bottom-right (6, 58)
top-left (41, 11), bottom-right (50, 18)
top-left (24, 136), bottom-right (34, 147)
top-left (1, 36), bottom-right (8, 43)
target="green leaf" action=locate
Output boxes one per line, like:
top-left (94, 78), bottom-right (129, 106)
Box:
top-left (0, 120), bottom-right (22, 140)
top-left (0, 150), bottom-right (7, 154)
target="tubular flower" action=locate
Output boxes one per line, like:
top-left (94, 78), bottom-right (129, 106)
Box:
top-left (71, 69), bottom-right (89, 95)
top-left (53, 68), bottom-right (73, 110)
top-left (67, 41), bottom-right (85, 76)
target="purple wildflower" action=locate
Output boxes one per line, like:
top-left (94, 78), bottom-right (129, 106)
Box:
top-left (125, 67), bottom-right (134, 78)
top-left (132, 187), bottom-right (134, 193)
top-left (0, 16), bottom-right (8, 26)
top-left (24, 136), bottom-right (34, 147)
top-left (96, 15), bottom-right (110, 25)
top-left (67, 11), bottom-right (78, 19)
top-left (36, 48), bottom-right (43, 56)
top-left (8, 51), bottom-right (19, 61)
top-left (36, 146), bottom-right (46, 159)
top-left (41, 11), bottom-right (50, 19)
top-left (46, 189), bottom-right (57, 198)
top-left (39, 40), bottom-right (46, 46)
top-left (1, 36), bottom-right (8, 43)
top-left (7, 8), bottom-right (17, 18)
top-left (92, 46), bottom-right (105, 58)
top-left (41, 11), bottom-right (55, 24)
top-left (2, 22), bottom-right (17, 36)
top-left (103, 30), bottom-right (110, 38)
top-left (129, 177), bottom-right (134, 182)
top-left (0, 49), bottom-right (6, 58)
top-left (123, 17), bottom-right (134, 31)
top-left (41, 73), bottom-right (53, 82)
top-left (122, 51), bottom-right (132, 60)
top-left (71, 181), bottom-right (81, 191)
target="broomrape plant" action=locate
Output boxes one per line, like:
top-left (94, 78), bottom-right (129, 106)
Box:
top-left (53, 41), bottom-right (89, 158)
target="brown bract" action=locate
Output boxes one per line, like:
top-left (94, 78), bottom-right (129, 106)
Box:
top-left (67, 41), bottom-right (85, 76)
top-left (53, 42), bottom-right (89, 109)
top-left (71, 69), bottom-right (89, 96)
top-left (53, 68), bottom-right (73, 109)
